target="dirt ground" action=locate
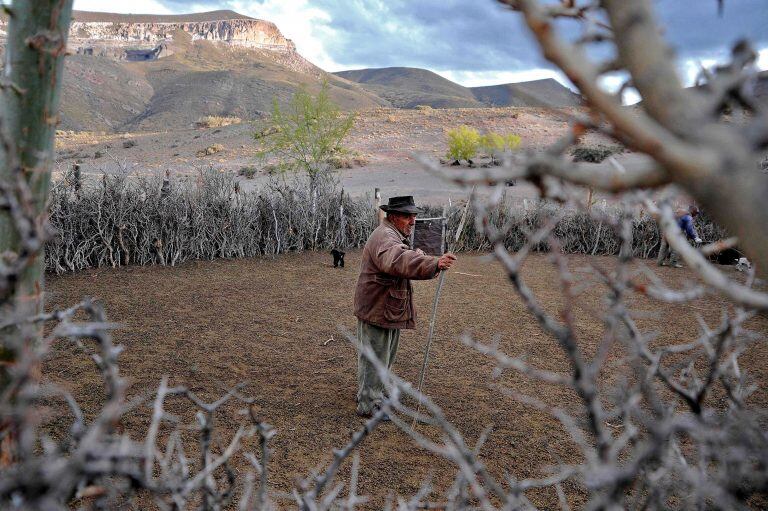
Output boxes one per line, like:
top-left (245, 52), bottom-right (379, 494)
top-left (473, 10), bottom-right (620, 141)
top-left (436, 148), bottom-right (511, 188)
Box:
top-left (53, 106), bottom-right (652, 205)
top-left (44, 252), bottom-right (768, 508)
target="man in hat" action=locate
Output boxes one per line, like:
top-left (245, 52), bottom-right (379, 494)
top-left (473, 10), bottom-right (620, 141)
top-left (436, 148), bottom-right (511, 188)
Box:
top-left (353, 196), bottom-right (457, 418)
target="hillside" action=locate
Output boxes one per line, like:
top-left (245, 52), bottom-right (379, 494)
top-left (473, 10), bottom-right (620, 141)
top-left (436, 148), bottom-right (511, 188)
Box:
top-left (470, 78), bottom-right (582, 107)
top-left (334, 67), bottom-right (480, 108)
top-left (8, 9), bottom-right (585, 131)
top-left (61, 56), bottom-right (154, 131)
top-left (334, 66), bottom-right (582, 108)
top-left (57, 28), bottom-right (384, 131)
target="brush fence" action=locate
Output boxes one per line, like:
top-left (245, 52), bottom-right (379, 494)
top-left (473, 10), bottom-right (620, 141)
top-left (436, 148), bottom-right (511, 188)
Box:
top-left (46, 172), bottom-right (722, 274)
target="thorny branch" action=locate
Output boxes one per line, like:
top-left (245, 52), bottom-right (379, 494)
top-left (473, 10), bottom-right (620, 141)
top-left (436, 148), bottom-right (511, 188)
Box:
top-left (3, 1), bottom-right (768, 509)
top-left (496, 0), bottom-right (768, 272)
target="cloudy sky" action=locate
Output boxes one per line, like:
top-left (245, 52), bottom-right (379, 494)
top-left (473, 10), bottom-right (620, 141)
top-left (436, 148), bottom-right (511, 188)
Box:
top-left (72, 0), bottom-right (768, 93)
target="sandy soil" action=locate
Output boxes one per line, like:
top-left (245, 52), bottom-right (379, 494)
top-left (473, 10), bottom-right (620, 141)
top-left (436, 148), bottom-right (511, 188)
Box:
top-left (53, 106), bottom-right (650, 205)
top-left (44, 251), bottom-right (768, 508)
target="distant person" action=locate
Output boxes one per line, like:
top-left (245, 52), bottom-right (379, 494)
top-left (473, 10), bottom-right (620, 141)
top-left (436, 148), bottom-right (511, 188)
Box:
top-left (657, 205), bottom-right (703, 267)
top-left (353, 196), bottom-right (456, 419)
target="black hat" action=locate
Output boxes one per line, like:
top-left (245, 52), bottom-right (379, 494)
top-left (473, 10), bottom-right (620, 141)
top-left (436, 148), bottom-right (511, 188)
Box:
top-left (379, 195), bottom-right (423, 214)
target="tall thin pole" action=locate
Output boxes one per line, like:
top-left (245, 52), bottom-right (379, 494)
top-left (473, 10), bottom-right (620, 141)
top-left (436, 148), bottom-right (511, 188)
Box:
top-left (413, 187), bottom-right (474, 426)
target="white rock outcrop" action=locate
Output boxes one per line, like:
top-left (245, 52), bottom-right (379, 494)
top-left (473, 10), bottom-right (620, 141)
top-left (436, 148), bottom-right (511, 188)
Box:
top-left (0, 10), bottom-right (296, 60)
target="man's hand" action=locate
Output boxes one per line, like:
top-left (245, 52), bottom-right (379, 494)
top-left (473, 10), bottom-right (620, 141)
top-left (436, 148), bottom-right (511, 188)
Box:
top-left (437, 252), bottom-right (457, 271)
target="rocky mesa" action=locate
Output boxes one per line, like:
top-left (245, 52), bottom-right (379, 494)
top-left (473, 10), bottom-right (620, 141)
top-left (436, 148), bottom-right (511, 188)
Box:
top-left (1, 10), bottom-right (296, 60)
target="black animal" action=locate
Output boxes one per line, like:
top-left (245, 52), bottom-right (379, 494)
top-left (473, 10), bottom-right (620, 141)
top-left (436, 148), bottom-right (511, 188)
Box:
top-left (331, 249), bottom-right (345, 268)
top-left (710, 247), bottom-right (742, 266)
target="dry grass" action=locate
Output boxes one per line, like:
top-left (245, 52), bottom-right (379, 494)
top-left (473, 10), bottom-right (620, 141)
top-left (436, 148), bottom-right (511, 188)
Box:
top-left (195, 143), bottom-right (224, 157)
top-left (195, 115), bottom-right (243, 129)
top-left (327, 152), bottom-right (371, 169)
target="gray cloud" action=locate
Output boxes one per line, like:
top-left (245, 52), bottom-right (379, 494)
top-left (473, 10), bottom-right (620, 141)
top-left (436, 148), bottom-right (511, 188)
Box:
top-left (155, 0), bottom-right (768, 75)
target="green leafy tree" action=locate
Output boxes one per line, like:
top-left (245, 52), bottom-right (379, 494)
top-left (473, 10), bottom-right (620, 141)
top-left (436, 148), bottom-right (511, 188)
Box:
top-left (477, 132), bottom-right (522, 164)
top-left (256, 82), bottom-right (355, 182)
top-left (446, 125), bottom-right (481, 162)
top-left (479, 132), bottom-right (506, 163)
top-left (480, 132), bottom-right (505, 152)
top-left (504, 133), bottom-right (521, 150)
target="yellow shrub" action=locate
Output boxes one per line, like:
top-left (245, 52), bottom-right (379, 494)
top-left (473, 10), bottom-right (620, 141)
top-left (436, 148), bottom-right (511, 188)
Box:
top-left (446, 125), bottom-right (480, 161)
top-left (195, 116), bottom-right (242, 128)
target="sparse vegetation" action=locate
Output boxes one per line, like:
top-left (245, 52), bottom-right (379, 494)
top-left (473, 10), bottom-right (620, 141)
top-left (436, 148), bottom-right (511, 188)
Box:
top-left (479, 131), bottom-right (521, 163)
top-left (446, 125), bottom-right (481, 162)
top-left (255, 82), bottom-right (356, 180)
top-left (122, 139), bottom-right (137, 149)
top-left (238, 165), bottom-right (258, 178)
top-left (195, 115), bottom-right (242, 128)
top-left (447, 127), bottom-right (521, 164)
top-left (570, 144), bottom-right (624, 163)
top-left (326, 151), bottom-right (370, 169)
top-left (479, 131), bottom-right (505, 157)
top-left (253, 125), bottom-right (281, 139)
top-left (196, 143), bottom-right (224, 157)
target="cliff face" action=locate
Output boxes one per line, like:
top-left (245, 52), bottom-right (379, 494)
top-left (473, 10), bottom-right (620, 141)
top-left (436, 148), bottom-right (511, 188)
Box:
top-left (69, 16), bottom-right (295, 53)
top-left (0, 10), bottom-right (296, 60)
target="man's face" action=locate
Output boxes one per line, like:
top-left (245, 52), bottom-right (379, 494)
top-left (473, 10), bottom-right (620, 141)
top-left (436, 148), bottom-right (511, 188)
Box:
top-left (390, 213), bottom-right (417, 236)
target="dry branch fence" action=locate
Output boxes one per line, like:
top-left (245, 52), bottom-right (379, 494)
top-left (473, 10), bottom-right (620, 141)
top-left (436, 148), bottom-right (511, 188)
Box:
top-left (46, 171), bottom-right (725, 274)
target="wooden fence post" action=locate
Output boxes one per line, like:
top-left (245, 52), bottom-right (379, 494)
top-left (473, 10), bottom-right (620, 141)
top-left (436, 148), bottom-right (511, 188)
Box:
top-left (374, 187), bottom-right (385, 225)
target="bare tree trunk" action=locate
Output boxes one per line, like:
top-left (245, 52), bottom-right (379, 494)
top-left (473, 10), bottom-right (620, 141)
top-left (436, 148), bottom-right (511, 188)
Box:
top-left (0, 0), bottom-right (74, 394)
top-left (0, 0), bottom-right (73, 305)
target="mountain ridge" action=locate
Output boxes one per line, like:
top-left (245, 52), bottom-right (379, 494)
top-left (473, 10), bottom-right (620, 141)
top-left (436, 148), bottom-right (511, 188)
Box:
top-left (70, 10), bottom-right (256, 23)
top-left (333, 66), bottom-right (582, 109)
top-left (2, 10), bottom-right (587, 132)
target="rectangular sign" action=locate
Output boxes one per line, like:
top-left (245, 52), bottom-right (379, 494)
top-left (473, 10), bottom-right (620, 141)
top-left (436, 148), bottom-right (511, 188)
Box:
top-left (413, 217), bottom-right (446, 256)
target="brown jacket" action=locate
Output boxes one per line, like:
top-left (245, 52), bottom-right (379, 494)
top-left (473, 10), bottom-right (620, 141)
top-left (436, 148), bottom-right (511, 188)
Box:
top-left (354, 219), bottom-right (439, 329)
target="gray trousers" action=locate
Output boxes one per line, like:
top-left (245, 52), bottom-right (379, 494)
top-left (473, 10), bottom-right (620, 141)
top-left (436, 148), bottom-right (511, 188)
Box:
top-left (657, 237), bottom-right (679, 266)
top-left (356, 320), bottom-right (400, 415)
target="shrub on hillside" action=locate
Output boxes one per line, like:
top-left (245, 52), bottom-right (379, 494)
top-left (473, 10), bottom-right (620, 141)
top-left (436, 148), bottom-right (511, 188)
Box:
top-left (479, 132), bottom-right (521, 163)
top-left (505, 133), bottom-right (522, 150)
top-left (195, 116), bottom-right (242, 128)
top-left (327, 151), bottom-right (370, 169)
top-left (255, 82), bottom-right (355, 182)
top-left (571, 144), bottom-right (624, 163)
top-left (238, 166), bottom-right (258, 178)
top-left (196, 143), bottom-right (224, 157)
top-left (479, 132), bottom-right (505, 157)
top-left (446, 125), bottom-right (481, 162)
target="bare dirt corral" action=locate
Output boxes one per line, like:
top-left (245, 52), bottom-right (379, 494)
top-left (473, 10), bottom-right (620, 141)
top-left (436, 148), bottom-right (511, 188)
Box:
top-left (45, 252), bottom-right (768, 508)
